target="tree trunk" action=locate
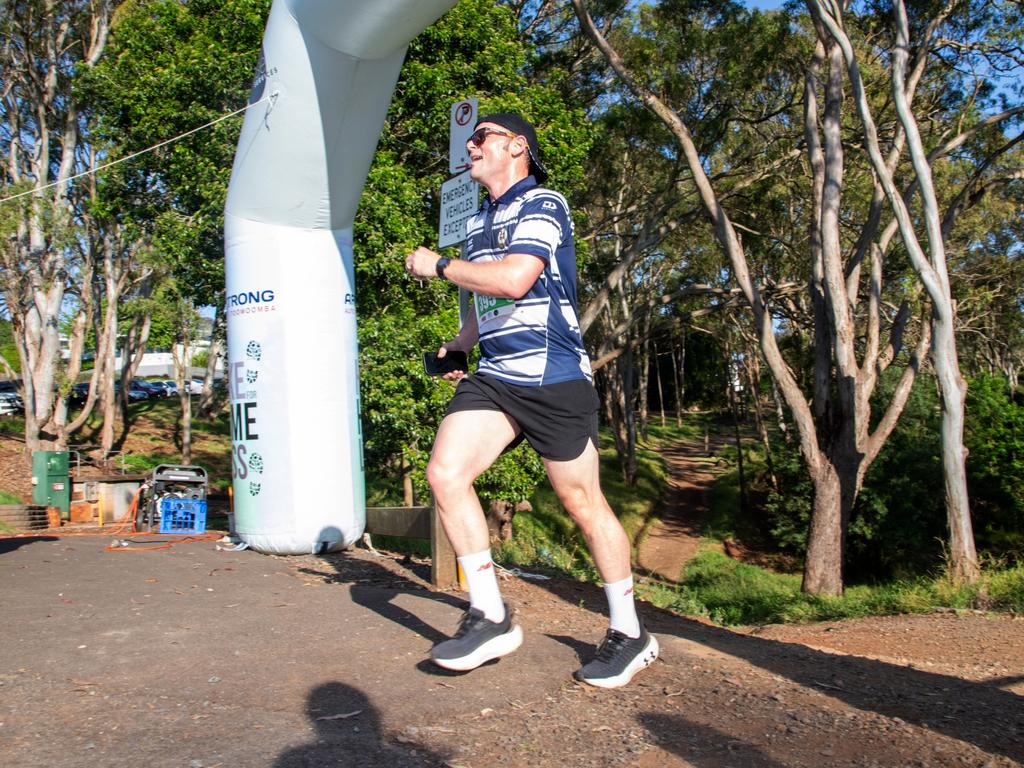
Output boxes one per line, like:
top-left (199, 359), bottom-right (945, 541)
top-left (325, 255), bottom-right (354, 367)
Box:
top-left (100, 305), bottom-right (119, 458)
top-left (932, 312), bottom-right (979, 583)
top-left (622, 346), bottom-right (637, 484)
top-left (114, 312), bottom-right (152, 449)
top-left (637, 332), bottom-right (650, 440)
top-left (746, 347), bottom-right (778, 491)
top-left (173, 339), bottom-right (193, 465)
top-left (674, 327), bottom-right (686, 426)
top-left (725, 349), bottom-right (746, 512)
top-left (198, 308), bottom-right (225, 418)
top-left (771, 376), bottom-right (791, 445)
top-left (653, 342), bottom-right (667, 427)
top-left (0, 3), bottom-right (111, 451)
top-left (402, 449), bottom-right (417, 507)
top-left (802, 460), bottom-right (845, 595)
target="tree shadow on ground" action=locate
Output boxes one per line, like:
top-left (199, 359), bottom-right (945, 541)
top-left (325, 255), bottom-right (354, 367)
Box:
top-left (273, 681), bottom-right (448, 768)
top-left (535, 575), bottom-right (1024, 764)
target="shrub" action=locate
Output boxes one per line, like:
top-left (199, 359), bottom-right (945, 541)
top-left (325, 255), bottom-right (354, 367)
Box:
top-left (964, 374), bottom-right (1024, 561)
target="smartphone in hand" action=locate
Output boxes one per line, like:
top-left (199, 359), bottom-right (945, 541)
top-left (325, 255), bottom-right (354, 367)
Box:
top-left (423, 350), bottom-right (469, 377)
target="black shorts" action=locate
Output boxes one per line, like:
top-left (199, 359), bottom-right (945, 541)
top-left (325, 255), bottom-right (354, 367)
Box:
top-left (446, 373), bottom-right (600, 462)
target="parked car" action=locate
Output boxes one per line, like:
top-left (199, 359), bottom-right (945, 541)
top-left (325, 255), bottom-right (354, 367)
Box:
top-left (140, 379), bottom-right (174, 398)
top-left (68, 382), bottom-right (91, 405)
top-left (185, 377), bottom-right (205, 395)
top-left (131, 379), bottom-right (165, 399)
top-left (160, 380), bottom-right (179, 397)
top-left (114, 382), bottom-right (150, 402)
top-left (0, 390), bottom-right (23, 416)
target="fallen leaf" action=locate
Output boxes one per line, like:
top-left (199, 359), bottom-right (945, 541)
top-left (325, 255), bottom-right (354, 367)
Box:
top-left (316, 710), bottom-right (363, 721)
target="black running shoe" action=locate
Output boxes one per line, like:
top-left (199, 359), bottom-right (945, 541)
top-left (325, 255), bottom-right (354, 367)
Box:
top-left (430, 604), bottom-right (523, 671)
top-left (574, 621), bottom-right (659, 688)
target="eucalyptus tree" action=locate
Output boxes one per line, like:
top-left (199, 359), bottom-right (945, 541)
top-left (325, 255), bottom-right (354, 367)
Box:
top-left (802, 0), bottom-right (1023, 585)
top-left (573, 0), bottom-right (1022, 592)
top-left (569, 9), bottom-right (800, 477)
top-left (0, 0), bottom-right (113, 450)
top-left (78, 0), bottom-right (271, 453)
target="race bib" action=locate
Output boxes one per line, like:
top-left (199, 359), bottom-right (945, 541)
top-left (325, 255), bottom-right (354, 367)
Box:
top-left (475, 293), bottom-right (515, 322)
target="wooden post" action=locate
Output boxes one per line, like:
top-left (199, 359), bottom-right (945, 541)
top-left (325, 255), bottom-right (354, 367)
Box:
top-left (430, 505), bottom-right (459, 590)
top-left (364, 504), bottom-right (459, 590)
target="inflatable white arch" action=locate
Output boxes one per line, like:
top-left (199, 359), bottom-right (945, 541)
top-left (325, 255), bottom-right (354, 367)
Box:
top-left (224, 0), bottom-right (457, 554)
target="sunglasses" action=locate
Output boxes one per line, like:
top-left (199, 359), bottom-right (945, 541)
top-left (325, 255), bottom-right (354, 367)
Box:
top-left (468, 127), bottom-right (517, 147)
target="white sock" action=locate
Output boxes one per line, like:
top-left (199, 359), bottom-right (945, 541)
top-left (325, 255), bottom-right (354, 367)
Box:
top-left (458, 550), bottom-right (506, 623)
top-left (604, 576), bottom-right (640, 638)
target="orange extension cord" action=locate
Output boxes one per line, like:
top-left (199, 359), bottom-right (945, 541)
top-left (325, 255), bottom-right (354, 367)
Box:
top-left (0, 484), bottom-right (221, 551)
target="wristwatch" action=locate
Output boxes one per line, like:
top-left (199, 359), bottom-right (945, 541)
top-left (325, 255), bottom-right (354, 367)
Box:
top-left (435, 257), bottom-right (451, 280)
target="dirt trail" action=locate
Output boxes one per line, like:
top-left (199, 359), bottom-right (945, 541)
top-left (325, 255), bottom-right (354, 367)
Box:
top-left (636, 431), bottom-right (731, 582)
top-left (3, 426), bottom-right (1024, 766)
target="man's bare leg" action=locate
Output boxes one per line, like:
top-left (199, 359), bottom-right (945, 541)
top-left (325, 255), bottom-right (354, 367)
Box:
top-left (425, 409), bottom-right (524, 670)
top-left (427, 409), bottom-right (519, 555)
top-left (544, 440), bottom-right (632, 584)
top-left (545, 441), bottom-right (659, 687)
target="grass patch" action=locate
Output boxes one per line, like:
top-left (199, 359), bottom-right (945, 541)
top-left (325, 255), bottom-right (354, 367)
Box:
top-left (120, 452), bottom-right (190, 475)
top-left (638, 549), bottom-right (1024, 626)
top-left (0, 416), bottom-right (25, 435)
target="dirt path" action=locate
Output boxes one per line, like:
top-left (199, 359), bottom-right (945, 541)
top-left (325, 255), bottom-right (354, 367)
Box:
top-left (4, 430), bottom-right (1024, 766)
top-left (636, 432), bottom-right (730, 582)
top-left (3, 535), bottom-right (1023, 768)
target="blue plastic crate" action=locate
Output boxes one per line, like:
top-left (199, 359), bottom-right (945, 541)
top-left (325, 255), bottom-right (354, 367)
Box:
top-left (158, 497), bottom-right (207, 534)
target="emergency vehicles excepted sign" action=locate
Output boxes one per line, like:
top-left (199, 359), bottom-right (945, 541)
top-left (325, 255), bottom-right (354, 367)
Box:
top-left (439, 169), bottom-right (479, 249)
top-left (449, 98), bottom-right (477, 174)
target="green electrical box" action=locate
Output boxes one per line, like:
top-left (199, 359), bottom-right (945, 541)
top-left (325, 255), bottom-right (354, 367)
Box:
top-left (32, 450), bottom-right (70, 516)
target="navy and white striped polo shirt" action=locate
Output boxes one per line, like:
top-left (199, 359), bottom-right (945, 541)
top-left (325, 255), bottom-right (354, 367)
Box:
top-left (464, 176), bottom-right (593, 386)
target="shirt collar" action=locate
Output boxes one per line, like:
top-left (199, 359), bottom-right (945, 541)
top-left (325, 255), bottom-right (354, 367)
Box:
top-left (482, 175), bottom-right (538, 210)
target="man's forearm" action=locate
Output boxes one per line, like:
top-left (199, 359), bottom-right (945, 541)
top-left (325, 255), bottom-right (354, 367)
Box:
top-left (406, 246), bottom-right (543, 299)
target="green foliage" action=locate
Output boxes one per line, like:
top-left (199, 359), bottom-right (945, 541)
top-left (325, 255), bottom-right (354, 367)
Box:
top-left (473, 446), bottom-right (546, 507)
top-left (355, 0), bottom-right (593, 316)
top-left (681, 332), bottom-right (728, 409)
top-left (0, 320), bottom-right (19, 373)
top-left (359, 306), bottom-right (460, 473)
top-left (760, 444), bottom-right (813, 553)
top-left (846, 379), bottom-right (946, 578)
top-left (0, 490), bottom-right (23, 504)
top-left (965, 374), bottom-right (1024, 558)
top-left (79, 0), bottom-right (271, 306)
top-left (758, 374), bottom-right (948, 576)
top-left (982, 563), bottom-right (1024, 610)
top-left (0, 416), bottom-right (26, 435)
top-left (755, 370), bottom-right (1024, 579)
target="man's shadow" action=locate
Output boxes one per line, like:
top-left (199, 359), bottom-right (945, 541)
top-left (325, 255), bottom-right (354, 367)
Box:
top-left (274, 681), bottom-right (446, 767)
top-left (0, 535), bottom-right (58, 554)
top-left (297, 547), bottom-right (464, 647)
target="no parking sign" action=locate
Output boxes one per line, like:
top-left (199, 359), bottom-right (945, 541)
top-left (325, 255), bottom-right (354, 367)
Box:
top-left (449, 98), bottom-right (477, 173)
